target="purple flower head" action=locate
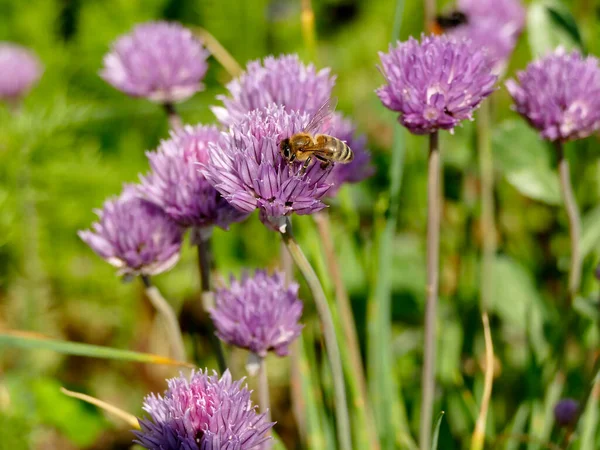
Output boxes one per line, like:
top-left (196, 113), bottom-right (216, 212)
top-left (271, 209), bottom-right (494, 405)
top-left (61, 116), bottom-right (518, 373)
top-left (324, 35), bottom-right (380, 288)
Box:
top-left (0, 43), bottom-right (43, 101)
top-left (376, 34), bottom-right (497, 134)
top-left (101, 21), bottom-right (209, 103)
top-left (210, 270), bottom-right (303, 357)
top-left (554, 398), bottom-right (579, 427)
top-left (134, 369), bottom-right (274, 450)
top-left (212, 54), bottom-right (335, 126)
top-left (78, 186), bottom-right (183, 277)
top-left (203, 104), bottom-right (332, 231)
top-left (506, 49), bottom-right (600, 142)
top-left (139, 125), bottom-right (249, 231)
top-left (326, 113), bottom-right (375, 196)
top-left (449, 0), bottom-right (525, 70)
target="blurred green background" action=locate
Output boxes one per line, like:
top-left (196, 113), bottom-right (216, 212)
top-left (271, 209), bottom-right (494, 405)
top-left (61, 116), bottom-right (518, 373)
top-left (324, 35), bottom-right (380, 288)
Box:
top-left (1, 0), bottom-right (600, 448)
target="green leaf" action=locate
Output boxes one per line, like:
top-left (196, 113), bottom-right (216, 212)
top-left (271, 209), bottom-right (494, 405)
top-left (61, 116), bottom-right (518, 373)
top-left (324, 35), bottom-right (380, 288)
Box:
top-left (0, 330), bottom-right (192, 367)
top-left (430, 411), bottom-right (445, 450)
top-left (493, 120), bottom-right (561, 205)
top-left (527, 1), bottom-right (580, 57)
top-left (579, 375), bottom-right (600, 450)
top-left (574, 296), bottom-right (600, 321)
top-left (503, 404), bottom-right (530, 450)
top-left (580, 204), bottom-right (600, 258)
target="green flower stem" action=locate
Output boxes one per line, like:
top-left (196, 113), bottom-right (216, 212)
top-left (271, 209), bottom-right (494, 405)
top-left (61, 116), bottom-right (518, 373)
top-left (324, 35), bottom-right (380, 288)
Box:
top-left (140, 275), bottom-right (187, 363)
top-left (555, 142), bottom-right (582, 301)
top-left (420, 131), bottom-right (441, 450)
top-left (280, 221), bottom-right (352, 450)
top-left (163, 102), bottom-right (183, 131)
top-left (258, 356), bottom-right (272, 450)
top-left (193, 227), bottom-right (228, 373)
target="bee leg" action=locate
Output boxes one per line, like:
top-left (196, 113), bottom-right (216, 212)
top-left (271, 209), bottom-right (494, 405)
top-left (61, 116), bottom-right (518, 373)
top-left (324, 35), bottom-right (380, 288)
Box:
top-left (297, 157), bottom-right (312, 176)
top-left (319, 160), bottom-right (331, 170)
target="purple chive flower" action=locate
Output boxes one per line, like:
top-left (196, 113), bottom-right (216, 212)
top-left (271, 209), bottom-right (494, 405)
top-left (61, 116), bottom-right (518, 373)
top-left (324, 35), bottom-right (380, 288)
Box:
top-left (211, 54), bottom-right (335, 126)
top-left (0, 43), bottom-right (43, 102)
top-left (78, 186), bottom-right (183, 277)
top-left (139, 125), bottom-right (248, 231)
top-left (210, 270), bottom-right (303, 357)
top-left (377, 34), bottom-right (497, 135)
top-left (554, 398), bottom-right (579, 427)
top-left (506, 49), bottom-right (600, 142)
top-left (326, 113), bottom-right (374, 196)
top-left (449, 0), bottom-right (525, 70)
top-left (101, 21), bottom-right (209, 103)
top-left (203, 104), bottom-right (332, 231)
top-left (135, 369), bottom-right (274, 450)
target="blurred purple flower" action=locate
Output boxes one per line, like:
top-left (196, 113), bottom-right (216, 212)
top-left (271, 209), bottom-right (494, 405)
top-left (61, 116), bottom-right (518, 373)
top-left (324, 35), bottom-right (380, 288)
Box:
top-left (506, 49), bottom-right (600, 142)
top-left (326, 113), bottom-right (374, 196)
top-left (554, 398), bottom-right (579, 427)
top-left (203, 104), bottom-right (332, 231)
top-left (101, 21), bottom-right (209, 104)
top-left (0, 43), bottom-right (43, 102)
top-left (139, 125), bottom-right (248, 232)
top-left (212, 54), bottom-right (335, 126)
top-left (210, 270), bottom-right (303, 357)
top-left (135, 369), bottom-right (274, 450)
top-left (376, 34), bottom-right (497, 135)
top-left (78, 186), bottom-right (183, 277)
top-left (449, 0), bottom-right (525, 70)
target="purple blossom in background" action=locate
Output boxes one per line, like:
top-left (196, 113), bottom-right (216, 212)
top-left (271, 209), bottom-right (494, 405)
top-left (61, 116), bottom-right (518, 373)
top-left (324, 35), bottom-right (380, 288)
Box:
top-left (449, 0), bottom-right (525, 70)
top-left (326, 113), bottom-right (374, 196)
top-left (78, 186), bottom-right (183, 277)
top-left (135, 370), bottom-right (274, 450)
top-left (377, 34), bottom-right (497, 134)
top-left (139, 125), bottom-right (248, 232)
top-left (210, 270), bottom-right (303, 357)
top-left (212, 54), bottom-right (335, 126)
top-left (554, 398), bottom-right (579, 427)
top-left (0, 43), bottom-right (43, 102)
top-left (101, 21), bottom-right (209, 104)
top-left (203, 104), bottom-right (332, 231)
top-left (506, 49), bottom-right (600, 142)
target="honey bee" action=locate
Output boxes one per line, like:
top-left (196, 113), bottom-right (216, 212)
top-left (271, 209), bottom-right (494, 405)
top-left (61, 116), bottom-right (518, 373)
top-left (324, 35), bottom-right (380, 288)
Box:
top-left (279, 97), bottom-right (354, 175)
top-left (430, 10), bottom-right (469, 35)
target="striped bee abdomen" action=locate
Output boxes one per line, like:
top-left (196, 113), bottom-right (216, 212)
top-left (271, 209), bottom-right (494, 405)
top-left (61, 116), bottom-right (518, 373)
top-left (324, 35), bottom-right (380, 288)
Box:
top-left (321, 135), bottom-right (354, 163)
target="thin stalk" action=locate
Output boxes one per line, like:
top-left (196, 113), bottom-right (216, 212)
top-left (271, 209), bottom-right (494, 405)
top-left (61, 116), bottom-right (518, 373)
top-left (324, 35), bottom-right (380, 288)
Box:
top-left (555, 142), bottom-right (582, 302)
top-left (280, 223), bottom-right (352, 450)
top-left (193, 227), bottom-right (227, 373)
top-left (471, 312), bottom-right (495, 450)
top-left (163, 103), bottom-right (183, 132)
top-left (313, 210), bottom-right (378, 446)
top-left (140, 275), bottom-right (186, 362)
top-left (194, 27), bottom-right (243, 78)
top-left (300, 0), bottom-right (317, 61)
top-left (258, 357), bottom-right (272, 450)
top-left (420, 131), bottom-right (441, 450)
top-left (478, 102), bottom-right (496, 312)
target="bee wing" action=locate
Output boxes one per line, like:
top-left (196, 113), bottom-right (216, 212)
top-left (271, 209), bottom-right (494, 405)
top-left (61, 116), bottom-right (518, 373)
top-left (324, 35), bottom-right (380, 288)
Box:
top-left (303, 97), bottom-right (338, 135)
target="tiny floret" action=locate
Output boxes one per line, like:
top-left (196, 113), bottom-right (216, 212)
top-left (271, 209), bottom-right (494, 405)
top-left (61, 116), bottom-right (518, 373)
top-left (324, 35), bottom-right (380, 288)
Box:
top-left (0, 43), bottom-right (43, 101)
top-left (211, 270), bottom-right (303, 357)
top-left (212, 54), bottom-right (335, 126)
top-left (101, 21), bottom-right (209, 103)
top-left (78, 186), bottom-right (183, 277)
top-left (377, 34), bottom-right (497, 134)
top-left (203, 104), bottom-right (332, 230)
top-left (554, 398), bottom-right (579, 427)
top-left (506, 49), bottom-right (600, 142)
top-left (135, 370), bottom-right (274, 450)
top-left (139, 124), bottom-right (248, 231)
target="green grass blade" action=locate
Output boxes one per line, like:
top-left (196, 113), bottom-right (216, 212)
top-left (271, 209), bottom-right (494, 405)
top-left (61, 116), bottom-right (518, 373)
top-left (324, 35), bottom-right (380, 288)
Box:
top-left (431, 411), bottom-right (445, 450)
top-left (0, 330), bottom-right (192, 367)
top-left (579, 375), bottom-right (600, 450)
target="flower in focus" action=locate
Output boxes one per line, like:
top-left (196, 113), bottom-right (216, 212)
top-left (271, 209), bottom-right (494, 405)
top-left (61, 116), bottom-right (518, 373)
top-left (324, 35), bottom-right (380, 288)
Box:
top-left (78, 186), bottom-right (183, 277)
top-left (135, 369), bottom-right (274, 450)
top-left (210, 270), bottom-right (303, 357)
top-left (377, 34), bottom-right (497, 135)
top-left (212, 54), bottom-right (335, 126)
top-left (506, 49), bottom-right (600, 142)
top-left (0, 43), bottom-right (43, 102)
top-left (326, 113), bottom-right (374, 196)
top-left (101, 21), bottom-right (209, 104)
top-left (554, 398), bottom-right (579, 427)
top-left (448, 0), bottom-right (525, 71)
top-left (203, 104), bottom-right (332, 231)
top-left (139, 124), bottom-right (248, 232)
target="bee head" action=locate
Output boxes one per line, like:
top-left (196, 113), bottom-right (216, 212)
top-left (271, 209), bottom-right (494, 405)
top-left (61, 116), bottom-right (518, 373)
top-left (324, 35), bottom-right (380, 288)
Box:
top-left (280, 138), bottom-right (295, 162)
